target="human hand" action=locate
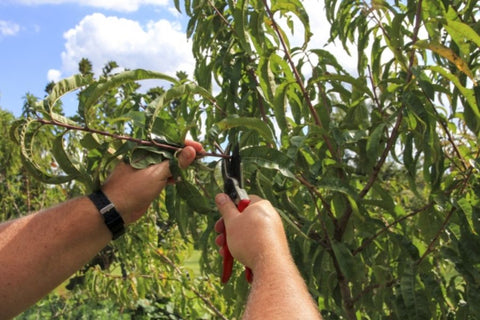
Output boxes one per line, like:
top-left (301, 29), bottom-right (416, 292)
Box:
top-left (214, 194), bottom-right (290, 273)
top-left (102, 140), bottom-right (204, 224)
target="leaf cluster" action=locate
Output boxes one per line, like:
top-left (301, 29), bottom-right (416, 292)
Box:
top-left (9, 0), bottom-right (480, 319)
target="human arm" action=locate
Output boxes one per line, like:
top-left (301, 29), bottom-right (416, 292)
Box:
top-left (0, 141), bottom-right (202, 319)
top-left (214, 193), bottom-right (321, 320)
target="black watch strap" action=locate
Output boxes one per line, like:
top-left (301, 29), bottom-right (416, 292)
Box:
top-left (88, 190), bottom-right (125, 240)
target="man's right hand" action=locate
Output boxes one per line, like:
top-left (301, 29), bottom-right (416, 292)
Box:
top-left (214, 194), bottom-right (290, 273)
top-left (214, 193), bottom-right (322, 319)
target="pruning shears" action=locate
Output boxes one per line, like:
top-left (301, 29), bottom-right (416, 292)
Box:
top-left (221, 145), bottom-right (253, 284)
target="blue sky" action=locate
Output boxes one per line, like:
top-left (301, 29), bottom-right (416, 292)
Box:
top-left (0, 0), bottom-right (342, 118)
top-left (0, 0), bottom-right (193, 117)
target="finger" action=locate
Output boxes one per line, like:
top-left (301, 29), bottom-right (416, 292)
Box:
top-left (215, 193), bottom-right (239, 222)
top-left (247, 194), bottom-right (264, 204)
top-left (218, 246), bottom-right (226, 258)
top-left (215, 233), bottom-right (226, 247)
top-left (148, 161), bottom-right (171, 183)
top-left (184, 140), bottom-right (204, 153)
top-left (178, 146), bottom-right (197, 169)
top-left (214, 218), bottom-right (225, 233)
top-left (158, 145), bottom-right (197, 182)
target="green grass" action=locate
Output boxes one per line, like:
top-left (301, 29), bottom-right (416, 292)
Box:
top-left (183, 250), bottom-right (202, 276)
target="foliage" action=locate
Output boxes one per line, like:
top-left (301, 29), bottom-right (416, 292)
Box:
top-left (9, 0), bottom-right (480, 319)
top-left (0, 108), bottom-right (67, 221)
top-left (8, 68), bottom-right (230, 319)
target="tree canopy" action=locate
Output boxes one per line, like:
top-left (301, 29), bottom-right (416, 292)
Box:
top-left (7, 0), bottom-right (480, 319)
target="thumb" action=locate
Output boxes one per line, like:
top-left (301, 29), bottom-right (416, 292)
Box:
top-left (155, 146), bottom-right (198, 182)
top-left (215, 193), bottom-right (239, 223)
top-left (178, 145), bottom-right (197, 169)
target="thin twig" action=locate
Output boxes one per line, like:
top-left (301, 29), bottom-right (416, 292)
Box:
top-left (423, 90), bottom-right (468, 171)
top-left (415, 207), bottom-right (455, 265)
top-left (352, 202), bottom-right (434, 256)
top-left (296, 174), bottom-right (338, 226)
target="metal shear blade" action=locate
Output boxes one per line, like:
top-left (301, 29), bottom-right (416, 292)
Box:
top-left (223, 145), bottom-right (248, 203)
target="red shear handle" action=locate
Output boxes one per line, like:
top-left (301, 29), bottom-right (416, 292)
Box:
top-left (221, 240), bottom-right (234, 283)
top-left (221, 199), bottom-right (253, 284)
top-left (237, 199), bottom-right (250, 212)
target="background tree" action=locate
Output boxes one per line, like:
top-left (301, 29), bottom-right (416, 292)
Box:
top-left (9, 0), bottom-right (480, 319)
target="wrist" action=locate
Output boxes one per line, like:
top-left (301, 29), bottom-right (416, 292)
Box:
top-left (250, 247), bottom-right (294, 275)
top-left (88, 190), bottom-right (125, 240)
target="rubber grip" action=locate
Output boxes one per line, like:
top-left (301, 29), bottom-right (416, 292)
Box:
top-left (221, 199), bottom-right (253, 284)
top-left (238, 199), bottom-right (253, 283)
top-left (221, 235), bottom-right (234, 283)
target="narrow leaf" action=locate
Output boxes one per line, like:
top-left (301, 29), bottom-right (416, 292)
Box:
top-left (445, 19), bottom-right (480, 48)
top-left (52, 133), bottom-right (92, 187)
top-left (46, 74), bottom-right (92, 111)
top-left (176, 180), bottom-right (211, 214)
top-left (415, 40), bottom-right (477, 85)
top-left (428, 66), bottom-right (479, 117)
top-left (79, 69), bottom-right (178, 111)
top-left (216, 117), bottom-right (275, 143)
top-left (240, 146), bottom-right (295, 178)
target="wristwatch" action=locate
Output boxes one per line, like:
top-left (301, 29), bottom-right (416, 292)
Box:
top-left (88, 190), bottom-right (125, 240)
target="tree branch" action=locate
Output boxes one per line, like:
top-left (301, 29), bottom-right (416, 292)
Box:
top-left (36, 118), bottom-right (228, 159)
top-left (308, 189), bottom-right (356, 320)
top-left (352, 202), bottom-right (433, 256)
top-left (336, 0), bottom-right (425, 240)
top-left (261, 0), bottom-right (338, 159)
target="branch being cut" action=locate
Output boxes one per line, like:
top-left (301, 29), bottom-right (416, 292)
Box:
top-left (36, 118), bottom-right (229, 159)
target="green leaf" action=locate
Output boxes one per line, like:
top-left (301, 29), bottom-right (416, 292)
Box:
top-left (52, 133), bottom-right (92, 188)
top-left (240, 146), bottom-right (295, 178)
top-left (173, 0), bottom-right (180, 12)
top-left (271, 0), bottom-right (311, 48)
top-left (80, 133), bottom-right (102, 150)
top-left (46, 74), bottom-right (92, 112)
top-left (129, 146), bottom-right (173, 169)
top-left (400, 267), bottom-right (416, 310)
top-left (232, 0), bottom-right (252, 55)
top-left (273, 81), bottom-right (296, 133)
top-left (79, 69), bottom-right (178, 113)
top-left (444, 19), bottom-right (480, 48)
top-left (428, 65), bottom-right (479, 118)
top-left (366, 123), bottom-right (386, 163)
top-left (415, 40), bottom-right (477, 85)
top-left (331, 241), bottom-right (358, 280)
top-left (18, 119), bottom-right (72, 184)
top-left (313, 73), bottom-right (373, 99)
top-left (216, 116), bottom-right (275, 144)
top-left (317, 177), bottom-right (358, 200)
top-left (176, 180), bottom-right (211, 214)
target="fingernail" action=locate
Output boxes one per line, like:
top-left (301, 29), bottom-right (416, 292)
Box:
top-left (215, 193), bottom-right (228, 206)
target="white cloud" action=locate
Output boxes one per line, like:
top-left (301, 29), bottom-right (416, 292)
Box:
top-left (0, 20), bottom-right (20, 37)
top-left (14, 0), bottom-right (169, 12)
top-left (60, 13), bottom-right (194, 77)
top-left (47, 69), bottom-right (62, 82)
top-left (272, 1), bottom-right (357, 74)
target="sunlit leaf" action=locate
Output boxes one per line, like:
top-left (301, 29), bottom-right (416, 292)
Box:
top-left (415, 40), bottom-right (477, 85)
top-left (240, 146), bottom-right (295, 178)
top-left (216, 117), bottom-right (275, 144)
